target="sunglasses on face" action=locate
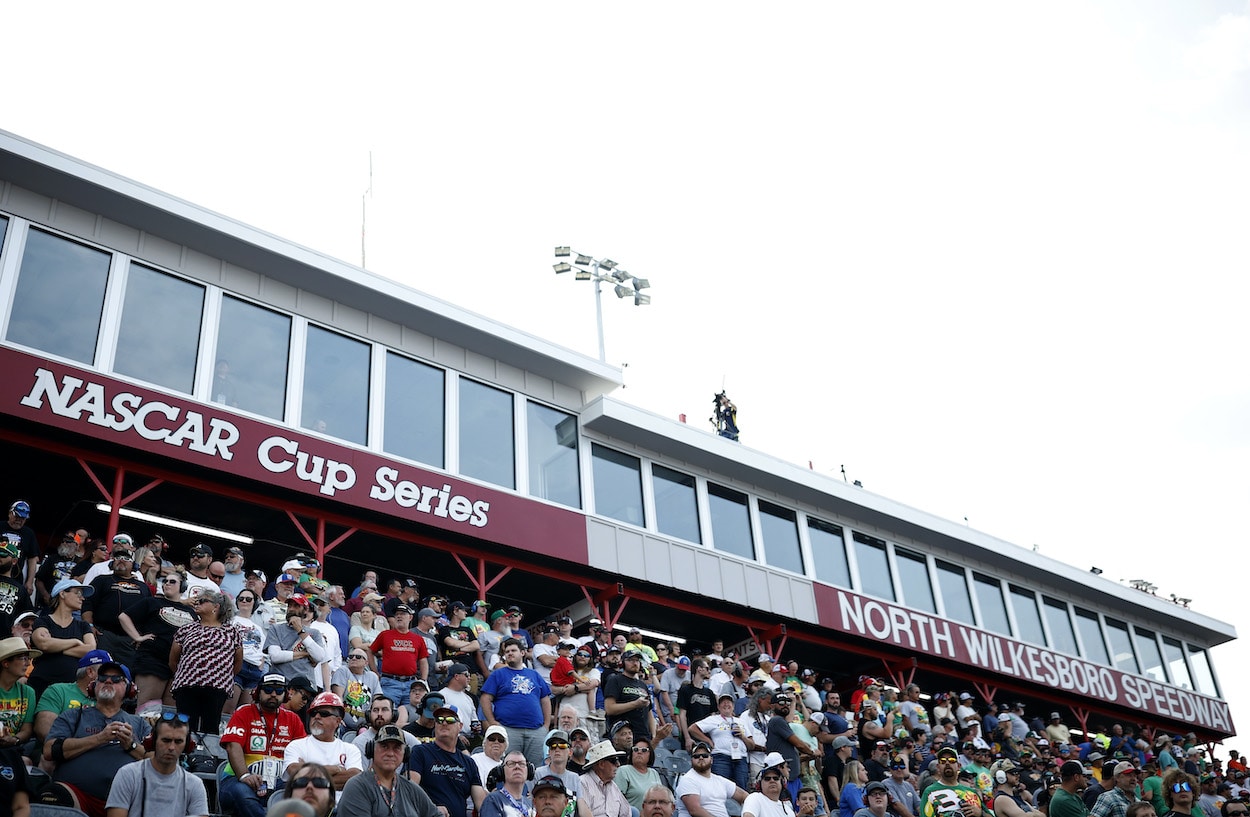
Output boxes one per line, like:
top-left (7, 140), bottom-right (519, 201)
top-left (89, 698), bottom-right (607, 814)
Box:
top-left (292, 777), bottom-right (332, 790)
top-left (691, 753), bottom-right (711, 760)
top-left (548, 742), bottom-right (570, 750)
top-left (349, 654), bottom-right (367, 660)
top-left (310, 709), bottom-right (340, 719)
top-left (1173, 783), bottom-right (1193, 793)
top-left (435, 716), bottom-right (459, 725)
top-left (259, 685), bottom-right (286, 695)
top-left (98, 674), bottom-right (127, 684)
top-left (487, 735), bottom-right (507, 743)
top-left (161, 711), bottom-right (191, 723)
top-left (761, 775), bottom-right (783, 782)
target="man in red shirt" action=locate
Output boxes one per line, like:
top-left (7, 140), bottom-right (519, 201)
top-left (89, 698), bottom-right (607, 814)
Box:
top-left (219, 673), bottom-right (307, 817)
top-left (372, 604), bottom-right (429, 707)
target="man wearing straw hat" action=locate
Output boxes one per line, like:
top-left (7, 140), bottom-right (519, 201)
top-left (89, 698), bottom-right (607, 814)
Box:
top-left (0, 636), bottom-right (38, 748)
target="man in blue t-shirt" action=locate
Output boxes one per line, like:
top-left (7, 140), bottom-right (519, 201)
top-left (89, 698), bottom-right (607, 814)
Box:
top-left (480, 637), bottom-right (552, 769)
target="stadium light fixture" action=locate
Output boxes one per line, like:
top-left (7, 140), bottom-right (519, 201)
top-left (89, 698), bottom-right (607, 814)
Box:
top-left (551, 247), bottom-right (653, 361)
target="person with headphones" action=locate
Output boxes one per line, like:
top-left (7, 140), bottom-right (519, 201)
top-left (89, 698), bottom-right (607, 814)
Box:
top-left (337, 724), bottom-right (441, 817)
top-left (352, 694), bottom-right (420, 772)
top-left (479, 750), bottom-right (535, 817)
top-left (991, 759), bottom-right (1036, 817)
top-left (409, 702), bottom-right (487, 817)
top-left (118, 568), bottom-right (195, 708)
top-left (104, 713), bottom-right (210, 817)
top-left (41, 659), bottom-right (149, 816)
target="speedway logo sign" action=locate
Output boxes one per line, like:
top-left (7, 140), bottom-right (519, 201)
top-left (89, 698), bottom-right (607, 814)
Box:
top-left (815, 585), bottom-right (1233, 734)
top-left (2, 347), bottom-right (587, 560)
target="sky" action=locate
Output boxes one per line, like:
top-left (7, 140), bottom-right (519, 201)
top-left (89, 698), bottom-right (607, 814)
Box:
top-left (7, 1), bottom-right (1250, 735)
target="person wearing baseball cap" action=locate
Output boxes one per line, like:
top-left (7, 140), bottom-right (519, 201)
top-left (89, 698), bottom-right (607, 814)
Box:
top-left (409, 700), bottom-right (486, 817)
top-left (921, 746), bottom-right (988, 817)
top-left (5, 501), bottom-right (36, 598)
top-left (533, 775), bottom-right (574, 817)
top-left (282, 692), bottom-right (363, 788)
top-left (32, 649), bottom-right (109, 741)
top-left (1088, 761), bottom-right (1138, 817)
top-left (372, 601), bottom-right (429, 708)
top-left (337, 722), bottom-right (439, 816)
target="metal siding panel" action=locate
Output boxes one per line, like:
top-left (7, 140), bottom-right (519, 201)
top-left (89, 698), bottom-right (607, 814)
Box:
top-left (670, 543), bottom-right (697, 592)
top-left (553, 382), bottom-right (584, 411)
top-left (369, 315), bottom-right (402, 347)
top-left (464, 350), bottom-right (494, 379)
top-left (586, 519), bottom-right (620, 574)
top-left (743, 564), bottom-right (772, 612)
top-left (432, 340), bottom-right (466, 370)
top-left (298, 289), bottom-right (334, 322)
top-left (52, 201), bottom-right (96, 238)
top-left (97, 217), bottom-right (141, 254)
top-left (643, 535), bottom-right (673, 586)
top-left (400, 327), bottom-right (436, 358)
top-left (698, 550), bottom-right (727, 597)
top-left (140, 232), bottom-right (181, 268)
top-left (497, 361), bottom-right (525, 391)
top-left (260, 277), bottom-right (298, 310)
top-left (767, 572), bottom-right (794, 618)
top-left (524, 372), bottom-right (556, 403)
top-left (717, 556), bottom-right (744, 603)
top-left (5, 186), bottom-right (52, 221)
top-left (222, 263), bottom-right (261, 296)
top-left (334, 302), bottom-right (369, 335)
top-left (791, 579), bottom-right (817, 622)
top-left (181, 246), bottom-right (222, 284)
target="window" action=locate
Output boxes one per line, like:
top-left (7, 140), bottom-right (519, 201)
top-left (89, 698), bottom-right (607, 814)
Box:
top-left (527, 402), bottom-right (580, 508)
top-left (896, 548), bottom-right (935, 613)
top-left (382, 352), bottom-right (445, 467)
top-left (459, 379), bottom-right (515, 489)
top-left (1133, 627), bottom-right (1166, 682)
top-left (808, 519), bottom-right (849, 587)
top-left (1104, 618), bottom-right (1138, 673)
top-left (853, 533), bottom-right (894, 601)
top-left (1162, 637), bottom-right (1192, 690)
top-left (0, 216), bottom-right (7, 251)
top-left (215, 296), bottom-right (291, 420)
top-left (301, 325), bottom-right (370, 445)
top-left (708, 483), bottom-right (753, 560)
top-left (113, 264), bottom-right (204, 394)
top-left (936, 561), bottom-right (973, 624)
top-left (1074, 608), bottom-right (1110, 665)
top-left (1010, 586), bottom-right (1046, 646)
top-left (973, 574), bottom-right (1010, 635)
top-left (8, 228), bottom-right (110, 364)
top-left (653, 465), bottom-right (700, 544)
top-left (1186, 645), bottom-right (1218, 696)
top-left (591, 444), bottom-right (644, 527)
top-left (758, 501), bottom-right (803, 575)
top-left (1043, 597), bottom-right (1078, 656)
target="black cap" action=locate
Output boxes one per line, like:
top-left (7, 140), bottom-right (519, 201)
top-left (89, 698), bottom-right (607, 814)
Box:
top-left (532, 775), bottom-right (569, 796)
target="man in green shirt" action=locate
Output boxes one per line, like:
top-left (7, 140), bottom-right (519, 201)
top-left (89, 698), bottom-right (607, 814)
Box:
top-left (1050, 761), bottom-right (1092, 817)
top-left (34, 649), bottom-right (107, 741)
top-left (923, 747), bottom-right (989, 817)
top-left (1141, 763), bottom-right (1167, 816)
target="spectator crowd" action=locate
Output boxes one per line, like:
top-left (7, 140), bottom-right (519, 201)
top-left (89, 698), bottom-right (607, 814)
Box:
top-left (0, 500), bottom-right (1245, 817)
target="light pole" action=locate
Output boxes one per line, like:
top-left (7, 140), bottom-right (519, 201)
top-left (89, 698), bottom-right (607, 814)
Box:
top-left (553, 247), bottom-right (651, 362)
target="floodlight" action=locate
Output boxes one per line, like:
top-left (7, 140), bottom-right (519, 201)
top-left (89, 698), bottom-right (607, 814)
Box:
top-left (611, 269), bottom-right (631, 283)
top-left (600, 258), bottom-right (618, 271)
top-left (633, 277), bottom-right (650, 290)
top-left (575, 269), bottom-right (592, 281)
top-left (553, 262), bottom-right (572, 274)
top-left (555, 246), bottom-right (571, 257)
top-left (613, 284), bottom-right (632, 299)
top-left (634, 292), bottom-right (651, 306)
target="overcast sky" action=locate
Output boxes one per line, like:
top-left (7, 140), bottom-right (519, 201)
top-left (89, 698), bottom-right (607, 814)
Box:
top-left (8, 1), bottom-right (1250, 734)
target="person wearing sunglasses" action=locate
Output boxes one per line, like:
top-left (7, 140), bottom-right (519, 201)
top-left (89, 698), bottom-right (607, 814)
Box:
top-left (579, 740), bottom-right (632, 817)
top-left (410, 702), bottom-right (487, 817)
top-left (220, 673), bottom-right (307, 817)
top-left (104, 713), bottom-right (209, 817)
top-left (333, 648), bottom-right (382, 732)
top-left (338, 724), bottom-right (441, 817)
top-left (282, 691), bottom-right (364, 789)
top-left (675, 739), bottom-right (750, 817)
top-left (283, 762), bottom-right (338, 817)
top-left (43, 659), bottom-right (149, 816)
top-left (117, 570), bottom-right (195, 709)
top-left (1162, 770), bottom-right (1198, 817)
top-left (536, 728), bottom-right (587, 803)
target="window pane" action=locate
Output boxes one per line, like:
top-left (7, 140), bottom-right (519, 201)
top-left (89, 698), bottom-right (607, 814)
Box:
top-left (382, 352), bottom-right (444, 467)
top-left (936, 561), bottom-right (973, 624)
top-left (1043, 597), bottom-right (1078, 655)
top-left (653, 465), bottom-right (700, 543)
top-left (1133, 627), bottom-right (1166, 682)
top-left (301, 325), bottom-right (370, 445)
top-left (527, 402), bottom-right (580, 508)
top-left (0, 217), bottom-right (7, 250)
top-left (808, 519), bottom-right (849, 587)
top-left (1074, 608), bottom-right (1110, 665)
top-left (853, 533), bottom-right (894, 601)
top-left (896, 548), bottom-right (935, 613)
top-left (1104, 618), bottom-right (1138, 673)
top-left (214, 296), bottom-right (290, 420)
top-left (1162, 637), bottom-right (1192, 690)
top-left (591, 445), bottom-right (644, 527)
top-left (1010, 586), bottom-right (1046, 646)
top-left (459, 379), bottom-right (514, 489)
top-left (113, 264), bottom-right (204, 393)
top-left (759, 502), bottom-right (802, 575)
top-left (8, 228), bottom-right (110, 363)
top-left (1187, 645), bottom-right (1218, 696)
top-left (708, 484), bottom-right (753, 560)
top-left (973, 574), bottom-right (1009, 635)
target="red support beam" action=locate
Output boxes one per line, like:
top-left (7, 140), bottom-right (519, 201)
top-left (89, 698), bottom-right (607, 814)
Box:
top-left (580, 584), bottom-right (628, 629)
top-left (450, 554), bottom-right (512, 601)
top-left (973, 682), bottom-right (998, 707)
top-left (75, 460), bottom-right (163, 543)
top-left (881, 658), bottom-right (917, 691)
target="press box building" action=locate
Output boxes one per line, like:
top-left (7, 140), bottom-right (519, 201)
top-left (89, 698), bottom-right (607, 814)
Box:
top-left (0, 130), bottom-right (1235, 741)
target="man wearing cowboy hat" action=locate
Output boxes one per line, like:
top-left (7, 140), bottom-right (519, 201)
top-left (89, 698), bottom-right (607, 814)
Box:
top-left (0, 636), bottom-right (38, 748)
top-left (579, 740), bottom-right (631, 817)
